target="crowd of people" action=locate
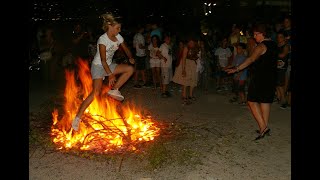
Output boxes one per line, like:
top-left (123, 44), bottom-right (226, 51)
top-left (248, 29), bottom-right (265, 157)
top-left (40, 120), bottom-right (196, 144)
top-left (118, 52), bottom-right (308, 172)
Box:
top-left (30, 13), bottom-right (292, 140)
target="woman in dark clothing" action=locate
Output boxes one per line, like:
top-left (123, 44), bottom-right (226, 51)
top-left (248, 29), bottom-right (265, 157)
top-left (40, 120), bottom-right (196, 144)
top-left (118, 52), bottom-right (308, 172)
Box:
top-left (225, 24), bottom-right (278, 140)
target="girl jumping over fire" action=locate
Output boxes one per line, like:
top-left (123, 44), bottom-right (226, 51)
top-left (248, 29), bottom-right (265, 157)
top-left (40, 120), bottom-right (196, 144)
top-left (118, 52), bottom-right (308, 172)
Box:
top-left (72, 13), bottom-right (135, 131)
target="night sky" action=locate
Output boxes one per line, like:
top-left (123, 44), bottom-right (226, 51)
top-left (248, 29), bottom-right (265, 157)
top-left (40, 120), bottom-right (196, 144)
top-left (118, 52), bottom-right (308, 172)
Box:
top-left (31, 0), bottom-right (290, 27)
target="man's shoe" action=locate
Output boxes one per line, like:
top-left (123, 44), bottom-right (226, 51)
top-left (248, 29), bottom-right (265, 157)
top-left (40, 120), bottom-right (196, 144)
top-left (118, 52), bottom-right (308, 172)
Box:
top-left (280, 104), bottom-right (287, 109)
top-left (161, 93), bottom-right (168, 98)
top-left (216, 87), bottom-right (222, 92)
top-left (107, 89), bottom-right (124, 101)
top-left (165, 91), bottom-right (171, 97)
top-left (133, 84), bottom-right (142, 89)
top-left (229, 96), bottom-right (238, 103)
top-left (238, 101), bottom-right (246, 105)
top-left (141, 82), bottom-right (152, 88)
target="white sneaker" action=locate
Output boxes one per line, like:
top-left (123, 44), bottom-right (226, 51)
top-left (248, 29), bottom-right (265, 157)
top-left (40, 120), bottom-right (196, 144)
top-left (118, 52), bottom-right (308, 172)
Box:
top-left (72, 116), bottom-right (81, 131)
top-left (107, 89), bottom-right (124, 101)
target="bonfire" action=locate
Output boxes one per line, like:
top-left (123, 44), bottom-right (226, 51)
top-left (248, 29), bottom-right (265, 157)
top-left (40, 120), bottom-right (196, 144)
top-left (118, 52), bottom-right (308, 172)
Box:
top-left (50, 59), bottom-right (160, 153)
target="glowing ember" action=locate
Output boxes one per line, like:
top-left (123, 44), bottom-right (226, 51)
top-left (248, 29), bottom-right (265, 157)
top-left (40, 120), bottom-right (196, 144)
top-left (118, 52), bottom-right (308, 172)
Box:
top-left (51, 59), bottom-right (160, 153)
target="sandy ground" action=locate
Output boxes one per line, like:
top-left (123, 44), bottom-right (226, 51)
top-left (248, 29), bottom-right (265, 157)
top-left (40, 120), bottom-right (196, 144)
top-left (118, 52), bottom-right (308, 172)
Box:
top-left (29, 70), bottom-right (291, 180)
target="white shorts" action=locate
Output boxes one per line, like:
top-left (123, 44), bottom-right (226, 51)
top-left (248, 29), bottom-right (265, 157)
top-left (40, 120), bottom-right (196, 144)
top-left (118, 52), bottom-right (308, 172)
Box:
top-left (91, 63), bottom-right (117, 80)
top-left (150, 58), bottom-right (161, 68)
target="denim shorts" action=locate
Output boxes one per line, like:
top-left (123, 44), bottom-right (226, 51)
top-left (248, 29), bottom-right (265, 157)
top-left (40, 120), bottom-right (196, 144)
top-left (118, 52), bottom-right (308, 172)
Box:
top-left (91, 63), bottom-right (117, 79)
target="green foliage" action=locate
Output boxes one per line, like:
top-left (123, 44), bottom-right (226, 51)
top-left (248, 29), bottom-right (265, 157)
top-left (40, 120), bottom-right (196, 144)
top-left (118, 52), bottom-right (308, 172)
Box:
top-left (146, 142), bottom-right (170, 169)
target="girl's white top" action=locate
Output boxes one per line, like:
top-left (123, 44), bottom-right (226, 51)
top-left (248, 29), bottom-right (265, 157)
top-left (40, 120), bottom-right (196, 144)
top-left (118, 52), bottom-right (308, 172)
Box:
top-left (92, 33), bottom-right (124, 65)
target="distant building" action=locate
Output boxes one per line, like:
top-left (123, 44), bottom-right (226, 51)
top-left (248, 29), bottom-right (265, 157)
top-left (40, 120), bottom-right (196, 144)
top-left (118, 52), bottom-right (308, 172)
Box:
top-left (31, 0), bottom-right (117, 22)
top-left (256, 0), bottom-right (291, 13)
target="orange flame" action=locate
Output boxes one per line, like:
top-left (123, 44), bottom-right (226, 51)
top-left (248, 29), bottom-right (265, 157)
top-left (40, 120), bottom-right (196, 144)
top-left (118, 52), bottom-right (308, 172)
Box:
top-left (51, 59), bottom-right (160, 153)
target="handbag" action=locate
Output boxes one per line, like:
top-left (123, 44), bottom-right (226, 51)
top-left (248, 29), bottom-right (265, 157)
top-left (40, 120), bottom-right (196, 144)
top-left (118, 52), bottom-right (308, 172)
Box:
top-left (39, 50), bottom-right (52, 62)
top-left (62, 52), bottom-right (75, 67)
top-left (39, 43), bottom-right (54, 62)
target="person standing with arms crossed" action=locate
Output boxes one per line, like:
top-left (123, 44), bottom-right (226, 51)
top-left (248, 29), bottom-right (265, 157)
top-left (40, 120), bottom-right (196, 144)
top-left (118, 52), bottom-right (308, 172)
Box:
top-left (72, 13), bottom-right (135, 131)
top-left (132, 25), bottom-right (147, 88)
top-left (225, 24), bottom-right (278, 140)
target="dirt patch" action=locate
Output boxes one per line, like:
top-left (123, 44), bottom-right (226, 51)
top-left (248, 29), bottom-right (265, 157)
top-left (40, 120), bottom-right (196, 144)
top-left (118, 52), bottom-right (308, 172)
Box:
top-left (29, 81), bottom-right (291, 180)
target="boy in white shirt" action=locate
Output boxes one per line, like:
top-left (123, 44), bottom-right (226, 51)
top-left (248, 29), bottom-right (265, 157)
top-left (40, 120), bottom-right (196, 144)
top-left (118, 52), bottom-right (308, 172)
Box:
top-left (214, 37), bottom-right (233, 91)
top-left (157, 34), bottom-right (173, 97)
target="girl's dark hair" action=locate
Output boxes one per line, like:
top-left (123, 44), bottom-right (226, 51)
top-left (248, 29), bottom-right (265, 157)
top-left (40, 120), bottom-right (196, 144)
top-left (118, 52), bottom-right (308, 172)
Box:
top-left (185, 33), bottom-right (199, 42)
top-left (252, 23), bottom-right (272, 38)
top-left (151, 34), bottom-right (161, 47)
top-left (163, 32), bottom-right (171, 39)
top-left (151, 34), bottom-right (160, 40)
top-left (253, 24), bottom-right (266, 35)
